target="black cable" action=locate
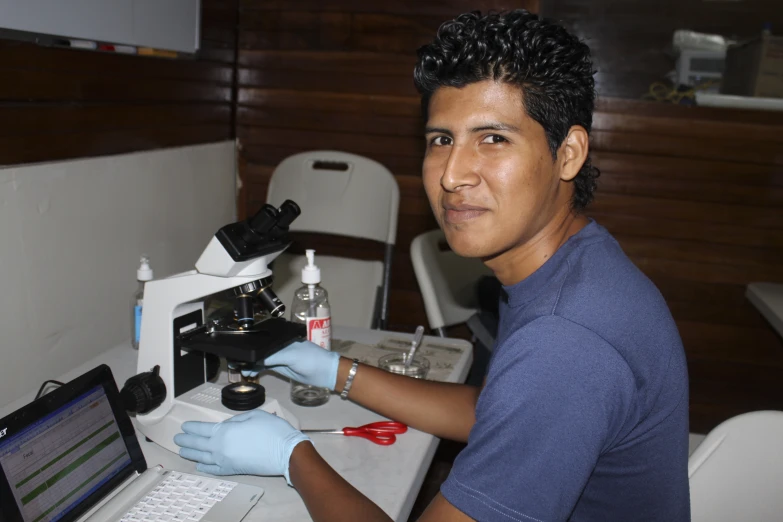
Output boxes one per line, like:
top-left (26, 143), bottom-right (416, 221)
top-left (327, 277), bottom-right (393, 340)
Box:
top-left (35, 380), bottom-right (64, 400)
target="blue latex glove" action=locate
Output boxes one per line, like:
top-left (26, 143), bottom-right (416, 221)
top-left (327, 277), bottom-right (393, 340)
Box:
top-left (242, 340), bottom-right (340, 390)
top-left (173, 410), bottom-right (309, 485)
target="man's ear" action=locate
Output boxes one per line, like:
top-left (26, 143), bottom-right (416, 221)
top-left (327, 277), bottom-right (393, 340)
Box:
top-left (558, 125), bottom-right (589, 182)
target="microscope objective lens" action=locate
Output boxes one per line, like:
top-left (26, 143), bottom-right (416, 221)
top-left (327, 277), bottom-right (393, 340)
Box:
top-left (235, 294), bottom-right (255, 328)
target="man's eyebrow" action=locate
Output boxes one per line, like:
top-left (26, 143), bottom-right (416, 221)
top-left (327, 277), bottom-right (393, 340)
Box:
top-left (424, 126), bottom-right (452, 135)
top-left (470, 122), bottom-right (520, 133)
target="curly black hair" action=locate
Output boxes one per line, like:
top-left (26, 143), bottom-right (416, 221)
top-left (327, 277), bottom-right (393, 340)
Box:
top-left (413, 10), bottom-right (599, 211)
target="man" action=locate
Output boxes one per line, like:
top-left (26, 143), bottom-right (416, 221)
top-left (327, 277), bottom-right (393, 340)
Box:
top-left (175, 10), bottom-right (690, 521)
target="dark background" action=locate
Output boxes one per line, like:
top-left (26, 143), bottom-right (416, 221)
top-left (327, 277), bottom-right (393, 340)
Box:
top-left (2, 0), bottom-right (782, 437)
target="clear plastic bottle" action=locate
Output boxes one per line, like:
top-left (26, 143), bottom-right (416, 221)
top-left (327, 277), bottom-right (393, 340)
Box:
top-left (131, 255), bottom-right (153, 350)
top-left (290, 250), bottom-right (331, 406)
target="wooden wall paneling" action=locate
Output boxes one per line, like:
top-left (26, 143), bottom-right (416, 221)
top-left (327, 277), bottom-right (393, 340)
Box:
top-left (237, 127), bottom-right (425, 159)
top-left (597, 172), bottom-right (783, 207)
top-left (593, 151), bottom-right (783, 188)
top-left (0, 70), bottom-right (232, 102)
top-left (237, 106), bottom-right (423, 137)
top-left (590, 105), bottom-right (783, 432)
top-left (613, 235), bottom-right (782, 272)
top-left (0, 1), bottom-right (240, 166)
top-left (239, 11), bottom-right (353, 51)
top-left (238, 50), bottom-right (416, 74)
top-left (0, 41), bottom-right (234, 82)
top-left (665, 297), bottom-right (768, 330)
top-left (0, 125), bottom-right (232, 166)
top-left (591, 130), bottom-right (783, 167)
top-left (238, 88), bottom-right (420, 115)
top-left (591, 193), bottom-right (782, 231)
top-left (592, 112), bottom-right (783, 144)
top-left (236, 49), bottom-right (418, 97)
top-left (678, 320), bottom-right (783, 367)
top-left (237, 67), bottom-right (416, 96)
top-left (239, 1), bottom-right (538, 16)
top-left (589, 213), bottom-right (783, 251)
top-left (689, 359), bottom-right (783, 433)
top-left (0, 104), bottom-right (231, 136)
top-left (200, 0), bottom-right (240, 64)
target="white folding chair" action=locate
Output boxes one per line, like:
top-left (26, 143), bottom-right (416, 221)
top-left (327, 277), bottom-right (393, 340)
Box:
top-left (688, 410), bottom-right (783, 521)
top-left (410, 229), bottom-right (493, 337)
top-left (266, 151), bottom-right (399, 329)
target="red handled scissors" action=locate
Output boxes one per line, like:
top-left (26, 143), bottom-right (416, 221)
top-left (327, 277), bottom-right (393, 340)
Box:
top-left (303, 421), bottom-right (408, 446)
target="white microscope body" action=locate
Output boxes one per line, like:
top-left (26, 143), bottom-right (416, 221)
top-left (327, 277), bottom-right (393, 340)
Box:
top-left (131, 201), bottom-right (303, 454)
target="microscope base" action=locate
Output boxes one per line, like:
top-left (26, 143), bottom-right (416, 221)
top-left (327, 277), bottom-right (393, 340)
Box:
top-left (135, 383), bottom-right (300, 454)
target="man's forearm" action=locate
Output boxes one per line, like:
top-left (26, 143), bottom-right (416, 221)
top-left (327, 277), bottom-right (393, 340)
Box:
top-left (289, 442), bottom-right (392, 522)
top-left (335, 357), bottom-right (480, 442)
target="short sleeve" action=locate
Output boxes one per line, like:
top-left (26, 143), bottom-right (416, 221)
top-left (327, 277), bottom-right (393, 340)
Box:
top-left (441, 315), bottom-right (636, 522)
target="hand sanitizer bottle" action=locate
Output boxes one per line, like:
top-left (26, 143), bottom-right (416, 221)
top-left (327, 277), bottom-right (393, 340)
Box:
top-left (290, 250), bottom-right (331, 406)
top-left (131, 255), bottom-right (153, 350)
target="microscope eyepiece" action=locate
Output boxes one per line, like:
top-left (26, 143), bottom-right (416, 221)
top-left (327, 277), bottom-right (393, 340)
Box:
top-left (213, 198), bottom-right (300, 264)
top-left (249, 204), bottom-right (279, 234)
top-left (242, 204), bottom-right (278, 244)
top-left (275, 200), bottom-right (301, 229)
top-left (241, 200), bottom-right (300, 245)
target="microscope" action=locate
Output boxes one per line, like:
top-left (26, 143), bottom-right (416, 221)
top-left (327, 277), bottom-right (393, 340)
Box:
top-left (121, 200), bottom-right (306, 454)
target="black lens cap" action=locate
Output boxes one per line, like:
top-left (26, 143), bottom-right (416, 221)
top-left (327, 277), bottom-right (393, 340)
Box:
top-left (221, 382), bottom-right (266, 411)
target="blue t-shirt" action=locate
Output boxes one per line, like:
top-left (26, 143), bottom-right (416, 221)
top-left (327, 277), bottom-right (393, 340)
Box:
top-left (441, 220), bottom-right (690, 521)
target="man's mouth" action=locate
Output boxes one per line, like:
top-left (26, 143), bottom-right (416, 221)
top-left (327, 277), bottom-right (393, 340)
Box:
top-left (443, 204), bottom-right (488, 224)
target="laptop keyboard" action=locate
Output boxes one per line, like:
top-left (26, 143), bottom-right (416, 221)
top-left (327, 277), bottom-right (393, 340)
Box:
top-left (119, 471), bottom-right (237, 522)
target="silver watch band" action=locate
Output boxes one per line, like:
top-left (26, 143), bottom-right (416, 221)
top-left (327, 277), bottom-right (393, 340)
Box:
top-left (340, 359), bottom-right (359, 400)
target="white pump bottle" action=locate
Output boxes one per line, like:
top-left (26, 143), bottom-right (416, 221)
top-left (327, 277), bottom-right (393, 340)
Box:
top-left (289, 250), bottom-right (332, 406)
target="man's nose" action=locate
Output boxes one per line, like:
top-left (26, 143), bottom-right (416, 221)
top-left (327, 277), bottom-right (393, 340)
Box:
top-left (441, 145), bottom-right (481, 192)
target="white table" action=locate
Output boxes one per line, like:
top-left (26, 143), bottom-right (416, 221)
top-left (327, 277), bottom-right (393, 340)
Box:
top-left (746, 283), bottom-right (783, 338)
top-left (0, 326), bottom-right (472, 522)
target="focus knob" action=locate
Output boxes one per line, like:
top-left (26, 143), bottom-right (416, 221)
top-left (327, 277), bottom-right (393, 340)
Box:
top-left (121, 365), bottom-right (166, 414)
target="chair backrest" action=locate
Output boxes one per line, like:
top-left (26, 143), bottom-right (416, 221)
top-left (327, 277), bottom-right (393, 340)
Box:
top-left (266, 151), bottom-right (399, 329)
top-left (410, 229), bottom-right (493, 333)
top-left (688, 410), bottom-right (783, 522)
top-left (267, 150), bottom-right (399, 245)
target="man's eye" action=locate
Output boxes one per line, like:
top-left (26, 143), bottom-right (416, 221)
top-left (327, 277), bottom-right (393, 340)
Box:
top-left (482, 135), bottom-right (507, 144)
top-left (430, 136), bottom-right (452, 146)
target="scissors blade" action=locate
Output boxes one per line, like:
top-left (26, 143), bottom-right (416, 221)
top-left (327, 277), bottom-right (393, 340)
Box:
top-left (301, 429), bottom-right (344, 434)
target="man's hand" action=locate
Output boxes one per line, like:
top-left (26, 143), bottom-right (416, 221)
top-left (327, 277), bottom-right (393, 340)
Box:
top-left (173, 410), bottom-right (309, 484)
top-left (241, 340), bottom-right (340, 390)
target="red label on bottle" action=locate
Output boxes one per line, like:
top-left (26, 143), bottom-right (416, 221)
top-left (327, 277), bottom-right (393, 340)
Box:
top-left (307, 316), bottom-right (331, 351)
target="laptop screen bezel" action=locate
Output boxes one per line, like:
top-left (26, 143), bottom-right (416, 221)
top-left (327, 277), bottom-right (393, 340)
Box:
top-left (0, 364), bottom-right (147, 522)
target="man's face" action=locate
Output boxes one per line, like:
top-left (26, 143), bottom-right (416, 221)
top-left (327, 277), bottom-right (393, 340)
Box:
top-left (422, 80), bottom-right (573, 260)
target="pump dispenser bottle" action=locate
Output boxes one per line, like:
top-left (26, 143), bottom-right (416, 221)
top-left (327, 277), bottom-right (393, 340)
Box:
top-left (131, 255), bottom-right (153, 350)
top-left (290, 250), bottom-right (331, 406)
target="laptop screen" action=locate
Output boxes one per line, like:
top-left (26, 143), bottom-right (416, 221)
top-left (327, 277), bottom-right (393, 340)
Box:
top-left (0, 366), bottom-right (147, 522)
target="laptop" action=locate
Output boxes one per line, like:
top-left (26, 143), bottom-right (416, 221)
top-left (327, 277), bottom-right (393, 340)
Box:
top-left (0, 365), bottom-right (263, 522)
